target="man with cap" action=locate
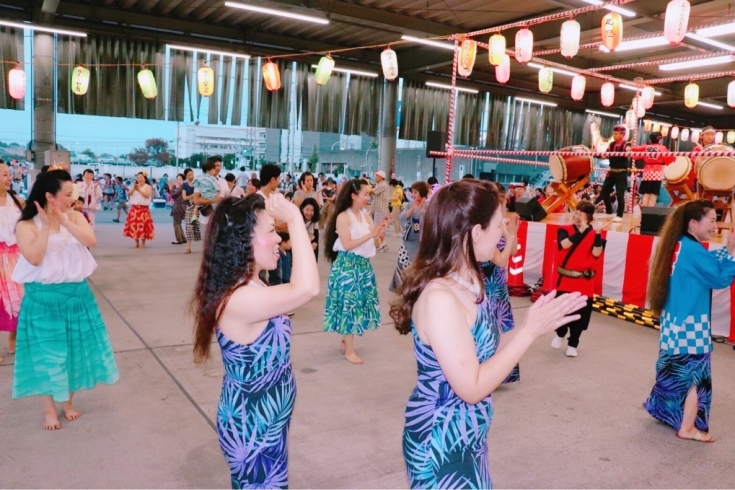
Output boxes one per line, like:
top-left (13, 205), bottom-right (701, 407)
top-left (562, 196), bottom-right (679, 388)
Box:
top-left (599, 125), bottom-right (632, 222)
top-left (371, 170), bottom-right (391, 252)
top-left (689, 126), bottom-right (716, 192)
top-left (631, 132), bottom-right (675, 207)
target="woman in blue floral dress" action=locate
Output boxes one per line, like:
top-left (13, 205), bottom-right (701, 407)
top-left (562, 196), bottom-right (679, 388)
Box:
top-left (323, 179), bottom-right (388, 364)
top-left (191, 193), bottom-right (320, 488)
top-left (391, 180), bottom-right (587, 489)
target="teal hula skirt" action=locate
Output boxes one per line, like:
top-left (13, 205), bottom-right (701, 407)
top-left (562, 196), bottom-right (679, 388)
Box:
top-left (323, 251), bottom-right (381, 336)
top-left (12, 280), bottom-right (119, 402)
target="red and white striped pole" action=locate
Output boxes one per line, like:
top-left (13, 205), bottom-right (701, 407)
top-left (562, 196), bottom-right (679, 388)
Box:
top-left (444, 39), bottom-right (459, 184)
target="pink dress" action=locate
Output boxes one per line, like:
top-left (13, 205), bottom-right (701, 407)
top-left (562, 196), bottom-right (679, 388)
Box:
top-left (0, 195), bottom-right (23, 332)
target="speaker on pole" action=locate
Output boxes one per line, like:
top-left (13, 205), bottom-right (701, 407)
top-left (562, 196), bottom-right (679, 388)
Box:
top-left (426, 131), bottom-right (447, 159)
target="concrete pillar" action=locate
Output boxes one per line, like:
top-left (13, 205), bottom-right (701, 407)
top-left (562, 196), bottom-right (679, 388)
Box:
top-left (32, 32), bottom-right (55, 170)
top-left (379, 80), bottom-right (398, 178)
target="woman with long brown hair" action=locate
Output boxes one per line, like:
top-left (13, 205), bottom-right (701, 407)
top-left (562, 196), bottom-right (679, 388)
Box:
top-left (190, 193), bottom-right (318, 488)
top-left (391, 180), bottom-right (587, 488)
top-left (0, 162), bottom-right (24, 363)
top-left (644, 199), bottom-right (735, 443)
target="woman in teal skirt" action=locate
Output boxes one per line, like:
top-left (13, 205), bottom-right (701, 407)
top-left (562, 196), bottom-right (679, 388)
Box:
top-left (323, 179), bottom-right (387, 364)
top-left (12, 170), bottom-right (119, 430)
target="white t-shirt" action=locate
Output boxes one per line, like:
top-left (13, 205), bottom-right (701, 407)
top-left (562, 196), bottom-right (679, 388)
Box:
top-left (237, 172), bottom-right (249, 187)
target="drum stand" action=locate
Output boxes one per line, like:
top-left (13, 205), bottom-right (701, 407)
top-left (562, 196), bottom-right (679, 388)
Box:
top-left (698, 187), bottom-right (733, 231)
top-left (542, 177), bottom-right (589, 214)
top-left (665, 183), bottom-right (696, 207)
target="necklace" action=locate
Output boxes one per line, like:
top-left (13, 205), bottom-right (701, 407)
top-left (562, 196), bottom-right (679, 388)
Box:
top-left (447, 272), bottom-right (482, 299)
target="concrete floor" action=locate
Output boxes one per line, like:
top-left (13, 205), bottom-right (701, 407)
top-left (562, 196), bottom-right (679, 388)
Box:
top-left (1, 208), bottom-right (735, 488)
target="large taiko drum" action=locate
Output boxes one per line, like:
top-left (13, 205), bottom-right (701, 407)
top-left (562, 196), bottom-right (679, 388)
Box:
top-left (548, 145), bottom-right (594, 184)
top-left (697, 144), bottom-right (735, 191)
top-left (663, 156), bottom-right (691, 185)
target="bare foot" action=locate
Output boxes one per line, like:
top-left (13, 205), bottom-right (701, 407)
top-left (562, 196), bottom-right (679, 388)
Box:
top-left (0, 355), bottom-right (3, 364)
top-left (677, 429), bottom-right (714, 443)
top-left (141, 241), bottom-right (146, 249)
top-left (340, 339), bottom-right (346, 353)
top-left (62, 401), bottom-right (81, 422)
top-left (8, 338), bottom-right (15, 354)
top-left (344, 351), bottom-right (364, 365)
top-left (134, 241), bottom-right (140, 249)
top-left (44, 410), bottom-right (61, 430)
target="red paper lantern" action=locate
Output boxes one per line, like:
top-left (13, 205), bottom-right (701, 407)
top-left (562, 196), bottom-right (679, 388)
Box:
top-left (8, 65), bottom-right (25, 100)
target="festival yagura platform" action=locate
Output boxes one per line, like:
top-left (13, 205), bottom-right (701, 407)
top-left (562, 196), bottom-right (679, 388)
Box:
top-left (514, 213), bottom-right (735, 342)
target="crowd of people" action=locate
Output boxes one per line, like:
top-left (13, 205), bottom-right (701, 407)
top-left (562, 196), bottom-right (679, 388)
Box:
top-left (2, 144), bottom-right (734, 489)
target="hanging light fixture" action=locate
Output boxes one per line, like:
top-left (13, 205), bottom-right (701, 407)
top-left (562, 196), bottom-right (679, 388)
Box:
top-left (489, 33), bottom-right (506, 66)
top-left (381, 47), bottom-right (398, 81)
top-left (262, 60), bottom-right (281, 91)
top-left (601, 82), bottom-right (615, 107)
top-left (664, 0), bottom-right (691, 45)
top-left (601, 12), bottom-right (623, 51)
top-left (661, 125), bottom-right (670, 137)
top-left (515, 28), bottom-right (533, 64)
top-left (716, 131), bottom-right (724, 144)
top-left (495, 54), bottom-right (511, 83)
top-left (314, 55), bottom-right (335, 86)
top-left (571, 74), bottom-right (586, 101)
top-left (197, 62), bottom-right (215, 97)
top-left (71, 65), bottom-right (90, 96)
top-left (727, 80), bottom-right (735, 108)
top-left (560, 18), bottom-right (581, 58)
top-left (641, 86), bottom-right (656, 109)
top-left (458, 38), bottom-right (477, 77)
top-left (7, 64), bottom-right (25, 100)
top-left (681, 127), bottom-right (690, 141)
top-left (644, 119), bottom-right (653, 132)
top-left (691, 128), bottom-right (701, 143)
top-left (137, 66), bottom-right (157, 99)
top-left (538, 67), bottom-right (554, 93)
top-left (670, 126), bottom-right (680, 140)
top-left (728, 130), bottom-right (735, 144)
top-left (684, 82), bottom-right (699, 108)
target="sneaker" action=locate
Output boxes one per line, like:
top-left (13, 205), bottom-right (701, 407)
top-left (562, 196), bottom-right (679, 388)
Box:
top-left (566, 346), bottom-right (578, 357)
top-left (613, 216), bottom-right (623, 223)
top-left (551, 336), bottom-right (564, 349)
top-left (112, 219), bottom-right (120, 223)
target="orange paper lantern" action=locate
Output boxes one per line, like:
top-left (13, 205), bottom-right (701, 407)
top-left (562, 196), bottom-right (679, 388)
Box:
top-left (197, 64), bottom-right (215, 97)
top-left (684, 82), bottom-right (699, 108)
top-left (71, 65), bottom-right (90, 96)
top-left (489, 34), bottom-right (506, 66)
top-left (601, 12), bottom-right (623, 51)
top-left (262, 61), bottom-right (281, 91)
top-left (661, 125), bottom-right (670, 137)
top-left (458, 39), bottom-right (477, 78)
top-left (644, 119), bottom-right (652, 132)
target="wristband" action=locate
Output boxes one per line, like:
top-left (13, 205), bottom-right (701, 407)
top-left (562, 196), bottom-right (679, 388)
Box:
top-left (594, 232), bottom-right (603, 247)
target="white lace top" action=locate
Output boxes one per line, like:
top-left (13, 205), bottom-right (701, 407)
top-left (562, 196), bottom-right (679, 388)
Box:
top-left (333, 208), bottom-right (376, 258)
top-left (12, 215), bottom-right (97, 284)
top-left (128, 185), bottom-right (152, 206)
top-left (0, 195), bottom-right (21, 245)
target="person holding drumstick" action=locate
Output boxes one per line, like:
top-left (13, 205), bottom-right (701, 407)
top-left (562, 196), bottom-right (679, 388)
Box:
top-left (688, 126), bottom-right (716, 193)
top-left (599, 125), bottom-right (631, 223)
top-left (631, 132), bottom-right (675, 207)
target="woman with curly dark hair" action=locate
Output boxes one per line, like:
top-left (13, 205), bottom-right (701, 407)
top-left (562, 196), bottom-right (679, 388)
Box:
top-left (191, 193), bottom-right (319, 488)
top-left (390, 180), bottom-right (586, 489)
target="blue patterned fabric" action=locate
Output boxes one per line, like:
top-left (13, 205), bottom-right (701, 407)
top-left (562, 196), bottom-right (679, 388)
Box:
top-left (216, 315), bottom-right (295, 489)
top-left (644, 351), bottom-right (711, 433)
top-left (403, 297), bottom-right (499, 489)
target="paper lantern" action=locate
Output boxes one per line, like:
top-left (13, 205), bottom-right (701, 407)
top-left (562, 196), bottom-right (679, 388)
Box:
top-left (197, 64), bottom-right (215, 97)
top-left (538, 67), bottom-right (554, 93)
top-left (489, 34), bottom-right (506, 66)
top-left (661, 125), bottom-right (669, 137)
top-left (641, 86), bottom-right (655, 109)
top-left (315, 55), bottom-right (335, 86)
top-left (458, 39), bottom-right (477, 77)
top-left (625, 109), bottom-right (636, 130)
top-left (515, 28), bottom-right (533, 64)
top-left (495, 54), bottom-right (510, 84)
top-left (601, 82), bottom-right (615, 107)
top-left (262, 61), bottom-right (281, 91)
top-left (727, 80), bottom-right (735, 108)
top-left (71, 65), bottom-right (90, 96)
top-left (727, 130), bottom-right (735, 144)
top-left (684, 82), bottom-right (699, 108)
top-left (571, 74), bottom-right (586, 101)
top-left (691, 129), bottom-right (700, 143)
top-left (670, 126), bottom-right (680, 140)
top-left (8, 65), bottom-right (25, 100)
top-left (137, 67), bottom-right (157, 99)
top-left (381, 47), bottom-right (398, 81)
top-left (644, 119), bottom-right (653, 132)
top-left (652, 123), bottom-right (661, 133)
top-left (601, 12), bottom-right (623, 51)
top-left (664, 0), bottom-right (691, 45)
top-left (560, 19), bottom-right (581, 58)
top-left (680, 128), bottom-right (690, 141)
top-left (633, 96), bottom-right (645, 118)
top-left (716, 131), bottom-right (724, 144)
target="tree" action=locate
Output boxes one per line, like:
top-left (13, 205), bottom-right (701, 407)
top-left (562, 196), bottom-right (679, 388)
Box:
top-left (81, 148), bottom-right (96, 158)
top-left (308, 145), bottom-right (319, 171)
top-left (223, 153), bottom-right (237, 171)
top-left (127, 148), bottom-right (149, 166)
top-left (127, 137), bottom-right (171, 166)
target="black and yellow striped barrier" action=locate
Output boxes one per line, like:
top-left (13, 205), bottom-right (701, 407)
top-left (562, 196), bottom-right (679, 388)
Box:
top-left (592, 295), bottom-right (660, 330)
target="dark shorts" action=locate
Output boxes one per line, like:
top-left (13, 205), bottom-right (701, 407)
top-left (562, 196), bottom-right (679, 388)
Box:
top-left (639, 180), bottom-right (662, 196)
